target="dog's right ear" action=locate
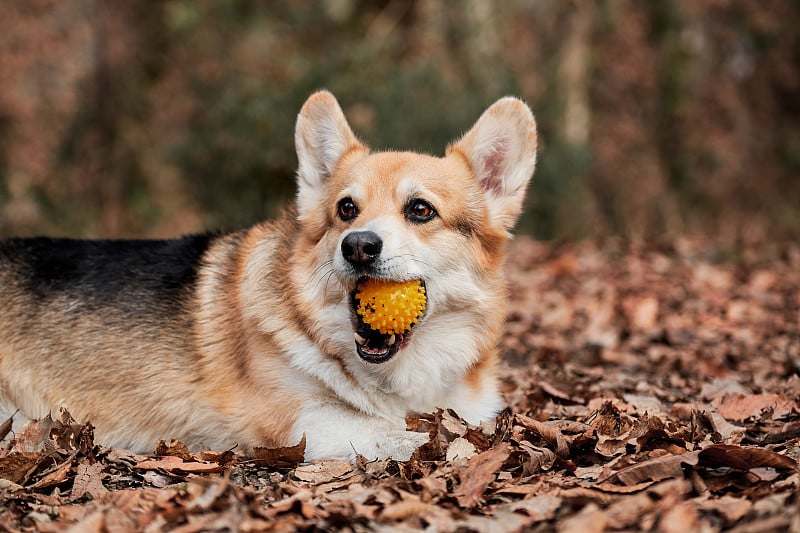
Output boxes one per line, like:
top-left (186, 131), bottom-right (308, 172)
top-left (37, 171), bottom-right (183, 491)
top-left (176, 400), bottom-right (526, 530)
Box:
top-left (295, 91), bottom-right (366, 219)
top-left (448, 97), bottom-right (537, 234)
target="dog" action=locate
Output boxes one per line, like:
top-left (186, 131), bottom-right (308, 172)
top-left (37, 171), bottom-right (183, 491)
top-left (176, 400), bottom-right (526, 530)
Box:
top-left (0, 91), bottom-right (537, 461)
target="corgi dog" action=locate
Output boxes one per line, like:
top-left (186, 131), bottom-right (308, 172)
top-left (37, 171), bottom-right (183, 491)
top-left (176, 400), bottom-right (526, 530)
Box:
top-left (0, 91), bottom-right (537, 461)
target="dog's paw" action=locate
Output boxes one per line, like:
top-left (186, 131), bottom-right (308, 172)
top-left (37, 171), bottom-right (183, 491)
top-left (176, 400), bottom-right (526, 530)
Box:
top-left (297, 406), bottom-right (431, 462)
top-left (355, 430), bottom-right (429, 462)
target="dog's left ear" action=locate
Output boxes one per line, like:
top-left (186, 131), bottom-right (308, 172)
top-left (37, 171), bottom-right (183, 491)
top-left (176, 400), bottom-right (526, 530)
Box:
top-left (449, 97), bottom-right (537, 233)
top-left (295, 91), bottom-right (366, 219)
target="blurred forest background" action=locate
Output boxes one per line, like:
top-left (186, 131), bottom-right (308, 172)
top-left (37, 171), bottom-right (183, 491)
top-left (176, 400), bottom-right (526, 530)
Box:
top-left (1, 0), bottom-right (798, 242)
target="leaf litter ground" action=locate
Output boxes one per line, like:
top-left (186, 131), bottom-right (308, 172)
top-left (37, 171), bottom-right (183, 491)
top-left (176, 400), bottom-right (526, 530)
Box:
top-left (0, 237), bottom-right (798, 532)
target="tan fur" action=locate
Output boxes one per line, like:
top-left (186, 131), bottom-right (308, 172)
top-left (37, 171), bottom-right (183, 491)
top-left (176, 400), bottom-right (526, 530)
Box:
top-left (0, 91), bottom-right (536, 459)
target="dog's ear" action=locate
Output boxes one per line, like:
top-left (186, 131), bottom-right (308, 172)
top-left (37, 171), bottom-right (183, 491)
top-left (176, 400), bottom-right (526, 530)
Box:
top-left (449, 97), bottom-right (537, 233)
top-left (295, 91), bottom-right (366, 218)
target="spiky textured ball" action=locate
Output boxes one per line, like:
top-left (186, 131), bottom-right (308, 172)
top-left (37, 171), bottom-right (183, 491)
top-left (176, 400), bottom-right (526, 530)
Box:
top-left (355, 279), bottom-right (427, 335)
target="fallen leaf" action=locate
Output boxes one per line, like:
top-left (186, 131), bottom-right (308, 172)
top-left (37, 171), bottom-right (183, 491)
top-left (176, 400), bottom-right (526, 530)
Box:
top-left (716, 394), bottom-right (796, 422)
top-left (252, 434), bottom-right (306, 468)
top-left (155, 439), bottom-right (192, 460)
top-left (698, 445), bottom-right (797, 471)
top-left (440, 410), bottom-right (468, 438)
top-left (71, 461), bottom-right (108, 500)
top-left (697, 495), bottom-right (752, 525)
top-left (31, 458), bottom-right (74, 489)
top-left (518, 440), bottom-right (557, 474)
top-left (0, 452), bottom-right (44, 484)
top-left (134, 456), bottom-right (226, 473)
top-left (622, 295), bottom-right (659, 331)
top-left (606, 451), bottom-right (700, 486)
top-left (63, 509), bottom-right (104, 533)
top-left (539, 381), bottom-right (584, 404)
top-left (196, 449), bottom-right (237, 466)
top-left (557, 502), bottom-right (607, 533)
top-left (185, 476), bottom-right (229, 511)
top-left (454, 443), bottom-right (510, 508)
top-left (509, 494), bottom-right (562, 520)
top-left (0, 414), bottom-right (14, 442)
top-left (381, 500), bottom-right (443, 521)
top-left (446, 437), bottom-right (477, 461)
top-left (516, 414), bottom-right (570, 458)
top-left (657, 500), bottom-right (699, 533)
top-left (13, 415), bottom-right (53, 453)
top-left (704, 411), bottom-right (745, 442)
top-left (293, 461), bottom-right (354, 484)
top-left (141, 470), bottom-right (173, 488)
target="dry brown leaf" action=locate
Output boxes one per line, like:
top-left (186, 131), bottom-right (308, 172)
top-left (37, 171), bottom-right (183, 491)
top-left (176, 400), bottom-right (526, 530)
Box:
top-left (658, 500), bottom-right (700, 533)
top-left (380, 500), bottom-right (443, 521)
top-left (446, 437), bottom-right (477, 461)
top-left (584, 480), bottom-right (657, 493)
top-left (134, 456), bottom-right (226, 474)
top-left (762, 421), bottom-right (800, 445)
top-left (704, 411), bottom-right (745, 442)
top-left (63, 509), bottom-right (104, 533)
top-left (31, 458), bottom-right (73, 489)
top-left (606, 451), bottom-right (700, 486)
top-left (141, 470), bottom-right (173, 488)
top-left (102, 506), bottom-right (136, 533)
top-left (185, 477), bottom-right (229, 512)
top-left (265, 490), bottom-right (315, 518)
top-left (293, 461), bottom-right (354, 484)
top-left (698, 444), bottom-right (798, 471)
top-left (252, 434), bottom-right (306, 468)
top-left (495, 483), bottom-right (543, 496)
top-left (440, 409), bottom-right (468, 438)
top-left (0, 414), bottom-right (13, 442)
top-left (454, 443), bottom-right (510, 508)
top-left (516, 414), bottom-right (570, 458)
top-left (70, 461), bottom-right (108, 501)
top-left (622, 295), bottom-right (659, 331)
top-left (155, 439), bottom-right (192, 459)
top-left (557, 503), bottom-right (607, 533)
top-left (508, 494), bottom-right (562, 520)
top-left (518, 440), bottom-right (557, 474)
top-left (13, 415), bottom-right (53, 453)
top-left (0, 452), bottom-right (44, 484)
top-left (697, 495), bottom-right (753, 525)
top-left (595, 437), bottom-right (628, 458)
top-left (539, 380), bottom-right (584, 403)
top-left (604, 491), bottom-right (659, 529)
top-left (591, 402), bottom-right (633, 441)
top-left (716, 394), bottom-right (796, 422)
top-left (196, 449), bottom-right (237, 466)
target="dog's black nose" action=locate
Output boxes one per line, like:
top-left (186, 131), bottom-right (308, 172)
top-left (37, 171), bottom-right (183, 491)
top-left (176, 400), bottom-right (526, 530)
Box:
top-left (341, 231), bottom-right (383, 267)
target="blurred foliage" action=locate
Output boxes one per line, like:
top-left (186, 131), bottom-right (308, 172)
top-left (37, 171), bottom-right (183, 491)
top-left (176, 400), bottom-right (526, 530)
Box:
top-left (0, 0), bottom-right (798, 241)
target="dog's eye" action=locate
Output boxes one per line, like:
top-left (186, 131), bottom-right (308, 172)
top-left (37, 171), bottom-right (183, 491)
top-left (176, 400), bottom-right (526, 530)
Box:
top-left (337, 197), bottom-right (359, 221)
top-left (405, 199), bottom-right (437, 223)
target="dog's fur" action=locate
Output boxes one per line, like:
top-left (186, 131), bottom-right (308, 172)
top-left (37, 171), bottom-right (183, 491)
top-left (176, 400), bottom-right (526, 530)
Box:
top-left (0, 92), bottom-right (536, 460)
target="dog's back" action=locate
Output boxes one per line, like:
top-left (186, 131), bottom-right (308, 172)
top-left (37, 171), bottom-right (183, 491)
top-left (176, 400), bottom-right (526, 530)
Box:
top-left (0, 235), bottom-right (233, 450)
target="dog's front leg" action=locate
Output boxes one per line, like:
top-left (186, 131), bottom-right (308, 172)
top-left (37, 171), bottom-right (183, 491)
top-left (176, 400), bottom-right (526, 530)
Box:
top-left (293, 403), bottom-right (428, 462)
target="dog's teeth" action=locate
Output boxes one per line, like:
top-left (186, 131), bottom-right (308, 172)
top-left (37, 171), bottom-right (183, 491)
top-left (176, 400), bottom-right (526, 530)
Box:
top-left (387, 334), bottom-right (396, 346)
top-left (355, 332), bottom-right (367, 346)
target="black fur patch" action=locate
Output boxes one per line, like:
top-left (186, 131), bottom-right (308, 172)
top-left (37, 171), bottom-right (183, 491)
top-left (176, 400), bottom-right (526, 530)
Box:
top-left (0, 235), bottom-right (215, 314)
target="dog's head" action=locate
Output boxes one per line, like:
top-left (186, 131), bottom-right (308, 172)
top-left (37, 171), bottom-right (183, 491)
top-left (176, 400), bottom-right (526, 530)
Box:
top-left (293, 91), bottom-right (537, 364)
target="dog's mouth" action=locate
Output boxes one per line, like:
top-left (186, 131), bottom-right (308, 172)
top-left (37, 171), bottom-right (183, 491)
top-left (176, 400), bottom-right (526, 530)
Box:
top-left (349, 278), bottom-right (426, 364)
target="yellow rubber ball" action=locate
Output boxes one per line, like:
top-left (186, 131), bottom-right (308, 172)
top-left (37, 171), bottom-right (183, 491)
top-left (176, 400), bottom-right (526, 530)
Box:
top-left (355, 279), bottom-right (427, 335)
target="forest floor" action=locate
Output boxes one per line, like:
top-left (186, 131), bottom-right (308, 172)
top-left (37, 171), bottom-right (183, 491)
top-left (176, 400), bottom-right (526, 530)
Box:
top-left (0, 237), bottom-right (798, 532)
